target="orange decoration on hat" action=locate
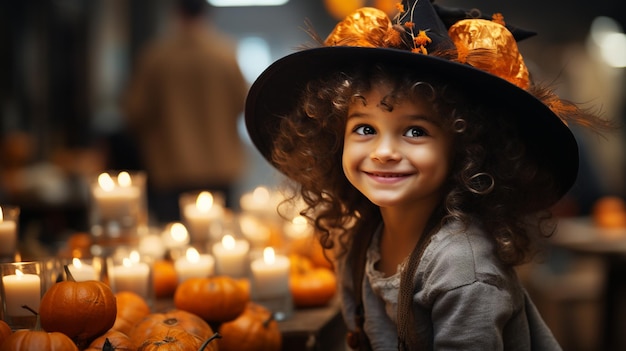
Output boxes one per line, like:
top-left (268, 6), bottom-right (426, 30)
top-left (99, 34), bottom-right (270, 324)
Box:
top-left (449, 19), bottom-right (530, 89)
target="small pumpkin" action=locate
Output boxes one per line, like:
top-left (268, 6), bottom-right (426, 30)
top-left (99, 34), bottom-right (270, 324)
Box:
top-left (174, 276), bottom-right (248, 324)
top-left (111, 291), bottom-right (151, 335)
top-left (218, 302), bottom-right (282, 351)
top-left (129, 309), bottom-right (214, 343)
top-left (0, 329), bottom-right (79, 351)
top-left (39, 266), bottom-right (117, 349)
top-left (289, 255), bottom-right (337, 308)
top-left (0, 320), bottom-right (12, 345)
top-left (136, 328), bottom-right (204, 351)
top-left (85, 330), bottom-right (136, 351)
top-left (153, 260), bottom-right (178, 298)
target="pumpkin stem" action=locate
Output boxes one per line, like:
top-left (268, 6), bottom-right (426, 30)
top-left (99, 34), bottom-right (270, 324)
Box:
top-left (21, 305), bottom-right (37, 316)
top-left (63, 264), bottom-right (76, 282)
top-left (263, 313), bottom-right (275, 328)
top-left (103, 338), bottom-right (114, 351)
top-left (21, 305), bottom-right (42, 331)
top-left (198, 332), bottom-right (222, 351)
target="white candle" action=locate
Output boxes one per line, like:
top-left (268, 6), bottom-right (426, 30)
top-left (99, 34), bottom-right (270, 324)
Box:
top-left (2, 269), bottom-right (41, 316)
top-left (174, 247), bottom-right (215, 283)
top-left (240, 186), bottom-right (282, 220)
top-left (138, 234), bottom-right (166, 260)
top-left (92, 172), bottom-right (141, 221)
top-left (182, 191), bottom-right (224, 244)
top-left (110, 253), bottom-right (150, 297)
top-left (212, 234), bottom-right (250, 277)
top-left (284, 215), bottom-right (314, 240)
top-left (68, 258), bottom-right (98, 282)
top-left (250, 247), bottom-right (290, 299)
top-left (161, 222), bottom-right (190, 250)
top-left (0, 207), bottom-right (17, 257)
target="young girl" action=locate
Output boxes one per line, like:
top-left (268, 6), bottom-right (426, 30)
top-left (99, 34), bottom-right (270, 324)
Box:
top-left (245, 1), bottom-right (610, 350)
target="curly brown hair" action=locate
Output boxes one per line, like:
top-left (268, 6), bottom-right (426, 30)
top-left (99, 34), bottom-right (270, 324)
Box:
top-left (272, 62), bottom-right (565, 266)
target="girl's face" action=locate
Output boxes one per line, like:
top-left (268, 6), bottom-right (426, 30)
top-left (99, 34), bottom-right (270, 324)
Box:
top-left (342, 84), bottom-right (454, 209)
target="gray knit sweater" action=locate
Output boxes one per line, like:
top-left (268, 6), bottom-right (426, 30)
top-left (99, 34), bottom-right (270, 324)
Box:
top-left (336, 220), bottom-right (562, 350)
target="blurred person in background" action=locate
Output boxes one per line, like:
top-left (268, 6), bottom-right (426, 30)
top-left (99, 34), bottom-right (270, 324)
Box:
top-left (123, 0), bottom-right (248, 223)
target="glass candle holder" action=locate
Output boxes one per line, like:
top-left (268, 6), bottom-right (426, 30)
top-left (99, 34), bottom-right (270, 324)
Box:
top-left (179, 190), bottom-right (225, 249)
top-left (89, 171), bottom-right (147, 256)
top-left (1, 261), bottom-right (43, 330)
top-left (0, 205), bottom-right (19, 263)
top-left (250, 247), bottom-right (293, 321)
top-left (106, 247), bottom-right (154, 308)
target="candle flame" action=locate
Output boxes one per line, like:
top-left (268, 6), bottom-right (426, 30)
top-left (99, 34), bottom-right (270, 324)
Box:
top-left (98, 173), bottom-right (115, 192)
top-left (196, 191), bottom-right (214, 212)
top-left (130, 250), bottom-right (141, 263)
top-left (72, 257), bottom-right (83, 268)
top-left (170, 223), bottom-right (189, 242)
top-left (252, 186), bottom-right (270, 203)
top-left (222, 234), bottom-right (235, 250)
top-left (186, 247), bottom-right (200, 262)
top-left (117, 171), bottom-right (132, 187)
top-left (15, 269), bottom-right (24, 277)
top-left (263, 247), bottom-right (276, 264)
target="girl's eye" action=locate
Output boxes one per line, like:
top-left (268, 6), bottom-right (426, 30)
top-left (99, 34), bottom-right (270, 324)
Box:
top-left (354, 125), bottom-right (376, 135)
top-left (404, 127), bottom-right (427, 138)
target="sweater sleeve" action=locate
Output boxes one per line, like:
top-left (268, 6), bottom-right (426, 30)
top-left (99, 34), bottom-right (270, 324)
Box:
top-left (431, 280), bottom-right (515, 350)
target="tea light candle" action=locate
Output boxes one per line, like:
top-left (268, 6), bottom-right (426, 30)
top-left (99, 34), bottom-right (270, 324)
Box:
top-left (174, 247), bottom-right (215, 283)
top-left (110, 253), bottom-right (150, 297)
top-left (2, 269), bottom-right (41, 316)
top-left (92, 172), bottom-right (141, 220)
top-left (284, 215), bottom-right (314, 240)
top-left (240, 186), bottom-right (282, 220)
top-left (0, 207), bottom-right (17, 257)
top-left (212, 234), bottom-right (250, 277)
top-left (68, 257), bottom-right (98, 281)
top-left (161, 222), bottom-right (190, 250)
top-left (250, 247), bottom-right (290, 299)
top-left (182, 191), bottom-right (224, 244)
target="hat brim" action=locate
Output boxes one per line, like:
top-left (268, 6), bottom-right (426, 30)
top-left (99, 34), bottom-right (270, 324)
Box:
top-left (245, 46), bottom-right (579, 200)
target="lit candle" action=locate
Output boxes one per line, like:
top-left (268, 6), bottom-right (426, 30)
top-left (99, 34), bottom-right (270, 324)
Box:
top-left (240, 186), bottom-right (283, 220)
top-left (212, 234), bottom-right (250, 277)
top-left (250, 247), bottom-right (290, 299)
top-left (182, 191), bottom-right (224, 244)
top-left (284, 215), bottom-right (314, 240)
top-left (92, 172), bottom-right (141, 221)
top-left (2, 269), bottom-right (41, 316)
top-left (110, 251), bottom-right (150, 298)
top-left (161, 222), bottom-right (190, 250)
top-left (0, 207), bottom-right (17, 258)
top-left (68, 257), bottom-right (98, 282)
top-left (174, 247), bottom-right (215, 283)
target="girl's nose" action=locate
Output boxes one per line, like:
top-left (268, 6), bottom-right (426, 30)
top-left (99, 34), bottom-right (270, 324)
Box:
top-left (370, 136), bottom-right (401, 162)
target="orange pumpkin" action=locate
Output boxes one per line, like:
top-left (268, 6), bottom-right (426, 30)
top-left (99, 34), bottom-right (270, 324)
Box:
top-left (129, 309), bottom-right (214, 343)
top-left (0, 320), bottom-right (12, 345)
top-left (218, 302), bottom-right (282, 351)
top-left (136, 328), bottom-right (204, 351)
top-left (39, 267), bottom-right (117, 349)
top-left (592, 196), bottom-right (626, 229)
top-left (111, 291), bottom-right (151, 335)
top-left (174, 276), bottom-right (248, 324)
top-left (85, 330), bottom-right (136, 351)
top-left (289, 255), bottom-right (337, 308)
top-left (153, 260), bottom-right (178, 298)
top-left (0, 329), bottom-right (79, 351)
